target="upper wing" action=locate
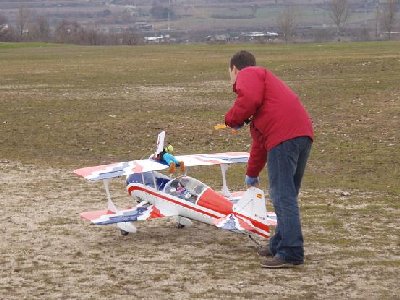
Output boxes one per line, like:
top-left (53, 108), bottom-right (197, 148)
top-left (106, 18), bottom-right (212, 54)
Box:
top-left (175, 152), bottom-right (249, 166)
top-left (74, 161), bottom-right (132, 181)
top-left (74, 152), bottom-right (249, 181)
top-left (74, 159), bottom-right (168, 181)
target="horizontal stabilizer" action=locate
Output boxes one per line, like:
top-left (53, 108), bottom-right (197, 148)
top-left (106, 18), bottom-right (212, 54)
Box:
top-left (214, 214), bottom-right (256, 233)
top-left (266, 212), bottom-right (277, 226)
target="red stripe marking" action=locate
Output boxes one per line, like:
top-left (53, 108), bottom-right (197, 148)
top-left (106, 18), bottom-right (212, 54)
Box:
top-left (237, 217), bottom-right (254, 232)
top-left (74, 163), bottom-right (119, 177)
top-left (236, 212), bottom-right (270, 233)
top-left (230, 191), bottom-right (245, 198)
top-left (226, 152), bottom-right (249, 156)
top-left (131, 162), bottom-right (143, 173)
top-left (193, 156), bottom-right (222, 165)
top-left (80, 209), bottom-right (115, 221)
top-left (128, 185), bottom-right (222, 219)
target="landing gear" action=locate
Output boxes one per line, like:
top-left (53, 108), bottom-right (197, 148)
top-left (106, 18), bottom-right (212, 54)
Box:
top-left (120, 230), bottom-right (129, 236)
top-left (175, 216), bottom-right (192, 229)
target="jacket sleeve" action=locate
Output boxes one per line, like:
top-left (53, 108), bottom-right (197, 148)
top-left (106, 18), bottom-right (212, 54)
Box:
top-left (246, 126), bottom-right (267, 177)
top-left (225, 69), bottom-right (264, 128)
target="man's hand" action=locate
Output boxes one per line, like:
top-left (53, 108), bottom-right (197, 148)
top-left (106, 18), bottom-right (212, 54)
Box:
top-left (214, 123), bottom-right (239, 134)
top-left (245, 175), bottom-right (259, 188)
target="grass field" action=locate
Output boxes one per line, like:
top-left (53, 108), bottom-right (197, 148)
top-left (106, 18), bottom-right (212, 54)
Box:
top-left (1, 41), bottom-right (399, 299)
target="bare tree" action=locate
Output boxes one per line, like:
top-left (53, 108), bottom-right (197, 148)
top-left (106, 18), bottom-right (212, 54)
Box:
top-left (328, 0), bottom-right (350, 40)
top-left (121, 27), bottom-right (142, 45)
top-left (0, 13), bottom-right (14, 42)
top-left (0, 13), bottom-right (7, 26)
top-left (30, 15), bottom-right (50, 41)
top-left (277, 6), bottom-right (297, 43)
top-left (380, 0), bottom-right (398, 40)
top-left (82, 28), bottom-right (101, 45)
top-left (55, 20), bottom-right (83, 44)
top-left (16, 6), bottom-right (31, 38)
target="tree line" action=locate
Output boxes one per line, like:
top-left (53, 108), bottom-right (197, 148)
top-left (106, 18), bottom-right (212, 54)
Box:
top-left (0, 1), bottom-right (398, 45)
top-left (278, 0), bottom-right (399, 43)
top-left (0, 7), bottom-right (143, 45)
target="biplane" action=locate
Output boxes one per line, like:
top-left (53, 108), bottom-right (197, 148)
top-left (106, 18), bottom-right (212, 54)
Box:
top-left (74, 132), bottom-right (276, 241)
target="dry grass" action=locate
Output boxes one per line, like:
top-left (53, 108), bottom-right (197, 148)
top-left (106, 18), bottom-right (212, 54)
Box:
top-left (0, 41), bottom-right (399, 299)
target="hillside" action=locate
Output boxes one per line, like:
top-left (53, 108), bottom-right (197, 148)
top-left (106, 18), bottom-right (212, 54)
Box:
top-left (0, 0), bottom-right (396, 39)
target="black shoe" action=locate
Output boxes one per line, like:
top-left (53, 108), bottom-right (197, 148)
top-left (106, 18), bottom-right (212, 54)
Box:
top-left (257, 245), bottom-right (273, 257)
top-left (260, 256), bottom-right (303, 269)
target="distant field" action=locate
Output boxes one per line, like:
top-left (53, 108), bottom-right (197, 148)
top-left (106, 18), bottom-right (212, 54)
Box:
top-left (1, 41), bottom-right (399, 299)
top-left (1, 41), bottom-right (399, 193)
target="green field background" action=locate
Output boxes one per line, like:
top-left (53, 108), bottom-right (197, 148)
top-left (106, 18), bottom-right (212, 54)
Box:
top-left (0, 41), bottom-right (399, 194)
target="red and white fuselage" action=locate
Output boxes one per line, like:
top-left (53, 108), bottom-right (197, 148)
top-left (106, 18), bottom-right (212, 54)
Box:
top-left (127, 177), bottom-right (273, 239)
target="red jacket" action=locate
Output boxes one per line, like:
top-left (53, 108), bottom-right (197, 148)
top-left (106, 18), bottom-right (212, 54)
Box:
top-left (225, 66), bottom-right (314, 177)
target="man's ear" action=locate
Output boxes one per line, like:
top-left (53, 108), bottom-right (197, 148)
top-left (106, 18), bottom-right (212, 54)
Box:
top-left (230, 65), bottom-right (239, 85)
top-left (232, 65), bottom-right (239, 75)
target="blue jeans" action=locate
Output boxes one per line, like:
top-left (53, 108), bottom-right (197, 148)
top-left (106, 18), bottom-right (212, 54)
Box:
top-left (267, 136), bottom-right (312, 264)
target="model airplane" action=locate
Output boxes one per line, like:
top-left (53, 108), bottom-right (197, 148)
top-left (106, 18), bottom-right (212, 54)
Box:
top-left (74, 131), bottom-right (276, 241)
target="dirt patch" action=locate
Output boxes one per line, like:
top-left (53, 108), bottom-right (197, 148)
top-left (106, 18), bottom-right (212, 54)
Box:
top-left (1, 161), bottom-right (399, 299)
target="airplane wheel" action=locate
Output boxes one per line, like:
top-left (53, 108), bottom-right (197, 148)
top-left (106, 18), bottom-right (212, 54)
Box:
top-left (120, 230), bottom-right (129, 236)
top-left (177, 224), bottom-right (185, 229)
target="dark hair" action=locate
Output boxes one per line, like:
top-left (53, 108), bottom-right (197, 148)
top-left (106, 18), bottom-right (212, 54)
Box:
top-left (230, 50), bottom-right (256, 70)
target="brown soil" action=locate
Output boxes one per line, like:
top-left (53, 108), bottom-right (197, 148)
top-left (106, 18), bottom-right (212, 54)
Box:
top-left (1, 161), bottom-right (399, 299)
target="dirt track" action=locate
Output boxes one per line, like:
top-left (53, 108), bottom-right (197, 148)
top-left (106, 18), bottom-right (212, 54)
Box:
top-left (1, 161), bottom-right (399, 299)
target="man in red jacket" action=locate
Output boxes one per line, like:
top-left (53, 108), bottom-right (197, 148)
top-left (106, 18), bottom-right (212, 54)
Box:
top-left (225, 50), bottom-right (314, 268)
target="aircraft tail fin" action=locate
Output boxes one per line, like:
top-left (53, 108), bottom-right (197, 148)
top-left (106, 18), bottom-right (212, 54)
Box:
top-left (233, 187), bottom-right (268, 221)
top-left (234, 186), bottom-right (276, 229)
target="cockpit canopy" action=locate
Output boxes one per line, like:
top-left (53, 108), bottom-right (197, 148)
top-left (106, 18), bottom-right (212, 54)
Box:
top-left (126, 171), bottom-right (170, 191)
top-left (163, 176), bottom-right (207, 204)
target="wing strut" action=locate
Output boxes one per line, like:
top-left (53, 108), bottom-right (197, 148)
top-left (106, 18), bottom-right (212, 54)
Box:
top-left (104, 179), bottom-right (117, 213)
top-left (220, 164), bottom-right (231, 197)
top-left (103, 179), bottom-right (137, 233)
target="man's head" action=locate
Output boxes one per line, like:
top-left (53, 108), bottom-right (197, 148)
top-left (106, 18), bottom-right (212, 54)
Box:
top-left (230, 50), bottom-right (256, 70)
top-left (229, 50), bottom-right (256, 84)
top-left (164, 143), bottom-right (173, 154)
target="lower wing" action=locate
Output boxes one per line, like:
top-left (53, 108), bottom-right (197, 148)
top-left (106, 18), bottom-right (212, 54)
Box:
top-left (81, 202), bottom-right (175, 225)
